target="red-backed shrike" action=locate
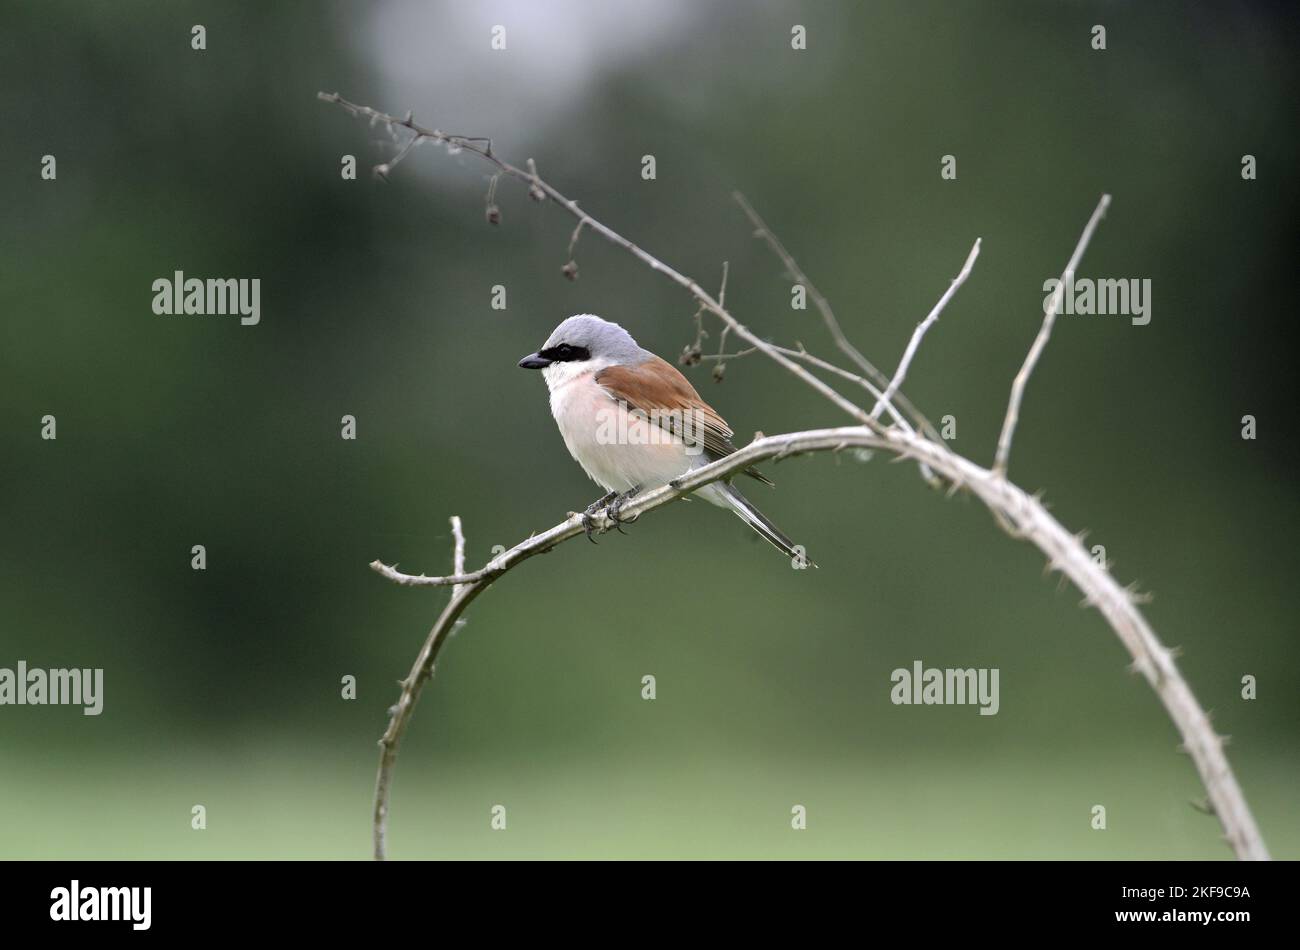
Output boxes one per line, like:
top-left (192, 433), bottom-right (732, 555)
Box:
top-left (519, 314), bottom-right (806, 562)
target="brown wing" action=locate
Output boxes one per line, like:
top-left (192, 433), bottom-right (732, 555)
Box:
top-left (595, 356), bottom-right (774, 486)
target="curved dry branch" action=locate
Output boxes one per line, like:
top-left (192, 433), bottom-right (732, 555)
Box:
top-left (370, 425), bottom-right (1269, 861)
top-left (324, 92), bottom-right (1269, 861)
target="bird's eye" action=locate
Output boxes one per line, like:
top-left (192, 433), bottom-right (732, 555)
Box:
top-left (557, 344), bottom-right (572, 358)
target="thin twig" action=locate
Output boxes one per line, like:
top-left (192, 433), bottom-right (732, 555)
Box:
top-left (734, 192), bottom-right (890, 388)
top-left (711, 264), bottom-right (735, 380)
top-left (702, 341), bottom-right (943, 445)
top-left (870, 238), bottom-right (982, 420)
top-left (449, 516), bottom-right (467, 595)
top-left (733, 190), bottom-right (940, 442)
top-left (371, 514), bottom-right (467, 860)
top-left (993, 195), bottom-right (1111, 476)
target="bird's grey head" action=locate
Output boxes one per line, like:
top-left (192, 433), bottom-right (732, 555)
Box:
top-left (517, 314), bottom-right (648, 371)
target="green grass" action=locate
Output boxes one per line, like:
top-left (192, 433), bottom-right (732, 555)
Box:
top-left (5, 742), bottom-right (1295, 859)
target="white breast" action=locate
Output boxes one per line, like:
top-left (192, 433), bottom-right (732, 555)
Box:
top-left (545, 364), bottom-right (695, 494)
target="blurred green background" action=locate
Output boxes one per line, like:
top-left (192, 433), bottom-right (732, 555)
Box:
top-left (2, 1), bottom-right (1296, 859)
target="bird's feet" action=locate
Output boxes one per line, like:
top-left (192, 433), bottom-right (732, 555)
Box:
top-left (582, 490), bottom-right (618, 542)
top-left (580, 489), bottom-right (639, 541)
top-left (607, 487), bottom-right (640, 530)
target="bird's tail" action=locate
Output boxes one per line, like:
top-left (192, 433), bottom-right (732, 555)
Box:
top-left (713, 482), bottom-right (815, 567)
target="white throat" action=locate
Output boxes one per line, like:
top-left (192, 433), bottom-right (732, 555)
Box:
top-left (541, 356), bottom-right (614, 392)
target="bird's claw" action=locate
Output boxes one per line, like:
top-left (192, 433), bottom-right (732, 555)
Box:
top-left (608, 488), bottom-right (640, 527)
top-left (581, 490), bottom-right (620, 543)
top-left (580, 489), bottom-right (639, 541)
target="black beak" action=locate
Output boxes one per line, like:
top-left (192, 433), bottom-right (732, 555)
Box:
top-left (518, 352), bottom-right (552, 369)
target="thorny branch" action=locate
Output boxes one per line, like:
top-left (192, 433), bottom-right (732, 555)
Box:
top-left (319, 92), bottom-right (1269, 862)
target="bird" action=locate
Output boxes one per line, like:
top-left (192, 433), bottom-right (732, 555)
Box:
top-left (518, 313), bottom-right (809, 564)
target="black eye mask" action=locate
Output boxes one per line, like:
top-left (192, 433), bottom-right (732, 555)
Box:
top-left (539, 343), bottom-right (591, 363)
